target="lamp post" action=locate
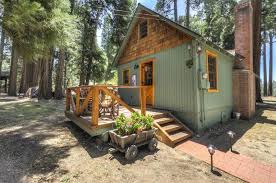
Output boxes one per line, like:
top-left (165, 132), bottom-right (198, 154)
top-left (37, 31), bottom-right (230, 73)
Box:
top-left (207, 144), bottom-right (216, 172)
top-left (227, 130), bottom-right (236, 152)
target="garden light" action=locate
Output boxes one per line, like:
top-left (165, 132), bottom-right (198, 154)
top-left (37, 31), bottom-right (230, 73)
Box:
top-left (227, 130), bottom-right (236, 152)
top-left (207, 144), bottom-right (216, 172)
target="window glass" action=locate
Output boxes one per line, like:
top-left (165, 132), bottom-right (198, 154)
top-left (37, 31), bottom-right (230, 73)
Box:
top-left (139, 21), bottom-right (148, 39)
top-left (207, 54), bottom-right (217, 90)
top-left (123, 70), bottom-right (130, 85)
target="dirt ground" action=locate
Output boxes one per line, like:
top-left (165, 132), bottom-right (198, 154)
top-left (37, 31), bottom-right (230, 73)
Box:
top-left (193, 97), bottom-right (276, 166)
top-left (0, 95), bottom-right (243, 183)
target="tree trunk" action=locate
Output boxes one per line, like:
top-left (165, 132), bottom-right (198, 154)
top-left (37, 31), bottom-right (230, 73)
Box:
top-left (0, 29), bottom-right (5, 78)
top-left (174, 0), bottom-right (178, 22)
top-left (54, 49), bottom-right (65, 99)
top-left (32, 62), bottom-right (39, 87)
top-left (268, 33), bottom-right (273, 96)
top-left (263, 35), bottom-right (268, 96)
top-left (19, 60), bottom-right (26, 93)
top-left (8, 44), bottom-right (18, 96)
top-left (85, 58), bottom-right (92, 85)
top-left (19, 60), bottom-right (41, 94)
top-left (64, 55), bottom-right (67, 89)
top-left (46, 55), bottom-right (53, 99)
top-left (79, 21), bottom-right (87, 86)
top-left (252, 0), bottom-right (262, 102)
top-left (185, 0), bottom-right (190, 28)
top-left (38, 58), bottom-right (51, 99)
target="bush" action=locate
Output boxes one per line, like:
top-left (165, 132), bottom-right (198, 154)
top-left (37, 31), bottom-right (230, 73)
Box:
top-left (115, 112), bottom-right (154, 136)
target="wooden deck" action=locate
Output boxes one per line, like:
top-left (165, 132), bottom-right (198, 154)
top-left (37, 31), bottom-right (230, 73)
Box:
top-left (65, 85), bottom-right (193, 145)
top-left (65, 105), bottom-right (169, 137)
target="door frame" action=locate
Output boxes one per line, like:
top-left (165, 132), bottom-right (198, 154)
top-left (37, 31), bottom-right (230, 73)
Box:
top-left (139, 58), bottom-right (155, 106)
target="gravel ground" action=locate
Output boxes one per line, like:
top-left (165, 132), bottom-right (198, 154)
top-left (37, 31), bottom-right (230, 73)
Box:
top-left (0, 95), bottom-right (243, 183)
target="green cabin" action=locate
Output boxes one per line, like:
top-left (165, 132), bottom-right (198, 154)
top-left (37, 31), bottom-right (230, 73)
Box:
top-left (115, 4), bottom-right (235, 133)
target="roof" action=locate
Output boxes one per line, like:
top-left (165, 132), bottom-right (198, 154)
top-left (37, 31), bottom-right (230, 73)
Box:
top-left (114, 4), bottom-right (235, 65)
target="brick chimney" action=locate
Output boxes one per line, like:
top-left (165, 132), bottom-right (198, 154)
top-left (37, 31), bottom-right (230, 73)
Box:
top-left (233, 0), bottom-right (256, 119)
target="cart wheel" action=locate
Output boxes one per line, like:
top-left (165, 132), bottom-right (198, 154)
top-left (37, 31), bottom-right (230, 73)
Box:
top-left (125, 145), bottom-right (138, 160)
top-left (148, 138), bottom-right (158, 152)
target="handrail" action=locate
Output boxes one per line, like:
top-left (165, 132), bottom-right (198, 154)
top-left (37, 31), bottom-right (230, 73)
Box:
top-left (65, 85), bottom-right (148, 127)
top-left (67, 85), bottom-right (150, 90)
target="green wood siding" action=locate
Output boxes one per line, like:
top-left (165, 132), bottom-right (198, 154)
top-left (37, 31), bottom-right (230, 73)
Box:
top-left (195, 44), bottom-right (234, 131)
top-left (118, 42), bottom-right (198, 130)
top-left (117, 41), bottom-right (234, 132)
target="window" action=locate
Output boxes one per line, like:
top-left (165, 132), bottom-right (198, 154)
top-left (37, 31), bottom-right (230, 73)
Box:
top-left (123, 69), bottom-right (130, 85)
top-left (139, 21), bottom-right (148, 39)
top-left (206, 51), bottom-right (218, 92)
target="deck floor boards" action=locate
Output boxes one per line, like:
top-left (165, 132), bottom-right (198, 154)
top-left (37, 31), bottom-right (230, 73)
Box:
top-left (65, 106), bottom-right (170, 137)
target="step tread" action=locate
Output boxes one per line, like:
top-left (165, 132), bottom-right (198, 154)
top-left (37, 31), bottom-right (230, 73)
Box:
top-left (170, 131), bottom-right (191, 143)
top-left (152, 113), bottom-right (168, 119)
top-left (154, 117), bottom-right (174, 125)
top-left (162, 123), bottom-right (182, 132)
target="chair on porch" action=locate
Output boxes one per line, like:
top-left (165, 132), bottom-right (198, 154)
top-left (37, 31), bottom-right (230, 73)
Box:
top-left (99, 89), bottom-right (119, 119)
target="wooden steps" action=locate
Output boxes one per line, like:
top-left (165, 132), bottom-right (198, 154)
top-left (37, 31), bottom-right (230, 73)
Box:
top-left (153, 112), bottom-right (193, 147)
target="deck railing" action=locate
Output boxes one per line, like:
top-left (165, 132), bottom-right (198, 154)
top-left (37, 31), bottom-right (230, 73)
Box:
top-left (65, 85), bottom-right (150, 126)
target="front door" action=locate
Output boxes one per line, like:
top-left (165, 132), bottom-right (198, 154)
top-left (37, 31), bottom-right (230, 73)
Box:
top-left (140, 61), bottom-right (154, 106)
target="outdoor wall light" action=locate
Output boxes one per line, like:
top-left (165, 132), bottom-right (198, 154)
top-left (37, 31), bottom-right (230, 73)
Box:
top-left (207, 144), bottom-right (216, 172)
top-left (197, 46), bottom-right (202, 53)
top-left (227, 130), bottom-right (236, 152)
top-left (134, 64), bottom-right (139, 70)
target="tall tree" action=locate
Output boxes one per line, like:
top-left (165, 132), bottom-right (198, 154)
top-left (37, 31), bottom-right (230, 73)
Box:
top-left (8, 44), bottom-right (18, 96)
top-left (268, 33), bottom-right (273, 96)
top-left (263, 31), bottom-right (268, 96)
top-left (155, 0), bottom-right (174, 18)
top-left (55, 49), bottom-right (65, 99)
top-left (174, 0), bottom-right (178, 22)
top-left (0, 29), bottom-right (4, 79)
top-left (185, 0), bottom-right (190, 27)
top-left (252, 0), bottom-right (262, 102)
top-left (192, 0), bottom-right (236, 49)
top-left (262, 0), bottom-right (276, 96)
top-left (101, 0), bottom-right (135, 83)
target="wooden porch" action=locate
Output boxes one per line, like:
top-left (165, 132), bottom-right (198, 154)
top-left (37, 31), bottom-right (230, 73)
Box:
top-left (65, 85), bottom-right (193, 146)
top-left (65, 85), bottom-right (157, 136)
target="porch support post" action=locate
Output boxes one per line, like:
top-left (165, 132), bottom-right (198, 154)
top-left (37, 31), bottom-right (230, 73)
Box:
top-left (140, 87), bottom-right (146, 115)
top-left (92, 87), bottom-right (99, 126)
top-left (75, 88), bottom-right (80, 116)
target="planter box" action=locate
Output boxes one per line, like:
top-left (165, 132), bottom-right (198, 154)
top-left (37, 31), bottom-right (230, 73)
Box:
top-left (109, 128), bottom-right (156, 149)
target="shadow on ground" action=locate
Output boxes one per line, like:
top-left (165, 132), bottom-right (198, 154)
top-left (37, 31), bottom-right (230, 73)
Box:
top-left (0, 99), bottom-right (76, 182)
top-left (189, 99), bottom-right (276, 153)
top-left (64, 121), bottom-right (160, 165)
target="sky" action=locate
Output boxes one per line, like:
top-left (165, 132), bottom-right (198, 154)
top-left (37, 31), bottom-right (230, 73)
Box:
top-left (98, 0), bottom-right (276, 81)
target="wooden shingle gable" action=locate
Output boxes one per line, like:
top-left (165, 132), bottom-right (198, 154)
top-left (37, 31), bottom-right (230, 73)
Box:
top-left (114, 4), bottom-right (234, 66)
top-left (117, 10), bottom-right (192, 65)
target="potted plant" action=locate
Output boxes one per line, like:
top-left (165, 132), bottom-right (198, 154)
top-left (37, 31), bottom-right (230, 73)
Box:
top-left (109, 112), bottom-right (158, 160)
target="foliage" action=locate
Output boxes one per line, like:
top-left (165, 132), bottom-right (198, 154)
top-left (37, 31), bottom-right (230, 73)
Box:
top-left (195, 0), bottom-right (236, 49)
top-left (115, 112), bottom-right (154, 136)
top-left (155, 0), bottom-right (173, 18)
top-left (101, 0), bottom-right (135, 82)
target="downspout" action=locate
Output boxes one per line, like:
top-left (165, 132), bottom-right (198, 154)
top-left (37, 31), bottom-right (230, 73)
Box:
top-left (197, 44), bottom-right (205, 125)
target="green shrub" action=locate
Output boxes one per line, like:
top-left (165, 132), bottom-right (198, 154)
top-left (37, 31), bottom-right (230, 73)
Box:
top-left (114, 112), bottom-right (154, 136)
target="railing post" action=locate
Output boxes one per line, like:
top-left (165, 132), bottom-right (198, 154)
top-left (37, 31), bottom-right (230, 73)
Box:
top-left (66, 88), bottom-right (71, 111)
top-left (92, 87), bottom-right (99, 126)
top-left (75, 88), bottom-right (81, 116)
top-left (140, 87), bottom-right (146, 115)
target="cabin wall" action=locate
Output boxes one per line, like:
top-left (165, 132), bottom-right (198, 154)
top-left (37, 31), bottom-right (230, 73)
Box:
top-left (118, 42), bottom-right (199, 130)
top-left (195, 44), bottom-right (234, 131)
